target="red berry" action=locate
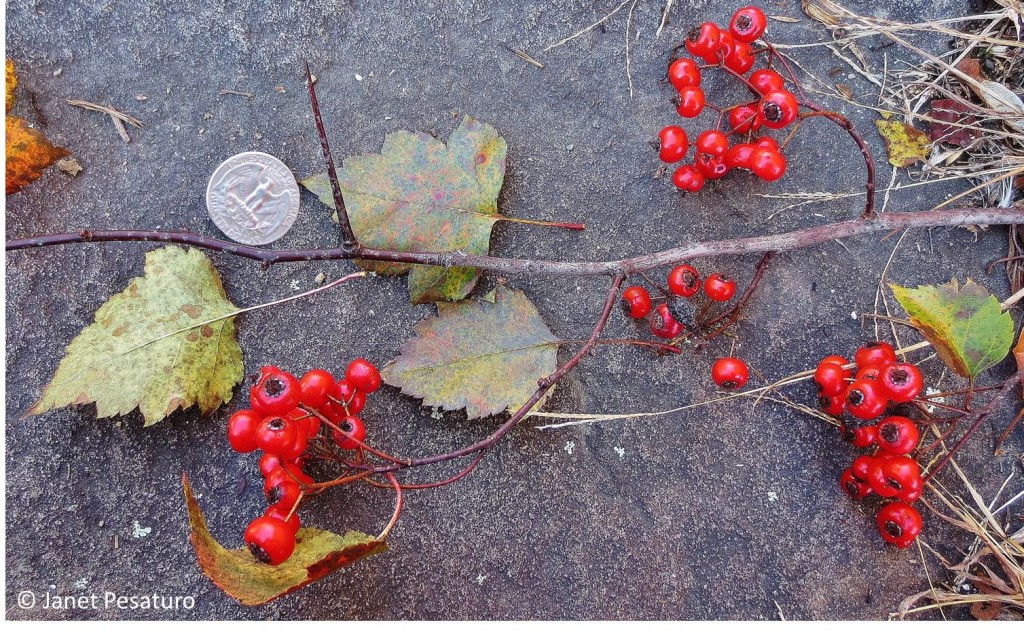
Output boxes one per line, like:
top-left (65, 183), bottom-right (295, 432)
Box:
top-left (694, 153), bottom-right (729, 180)
top-left (327, 379), bottom-right (367, 417)
top-left (250, 368), bottom-right (302, 416)
top-left (840, 467), bottom-right (873, 500)
top-left (259, 453), bottom-right (282, 477)
top-left (724, 41), bottom-right (756, 73)
top-left (841, 423), bottom-right (877, 448)
top-left (749, 146), bottom-right (786, 181)
top-left (265, 477), bottom-right (302, 513)
top-left (254, 416), bottom-right (298, 456)
top-left (696, 130), bottom-right (729, 157)
top-left (685, 22), bottom-right (723, 58)
top-left (298, 369), bottom-right (335, 409)
top-left (749, 69), bottom-right (785, 94)
top-left (821, 354), bottom-right (851, 372)
top-left (657, 125), bottom-right (689, 163)
top-left (263, 505), bottom-right (301, 536)
top-left (754, 136), bottom-right (779, 151)
top-left (880, 363), bottom-right (924, 404)
top-left (244, 516), bottom-right (296, 565)
top-left (759, 90), bottom-right (799, 129)
top-left (724, 143), bottom-right (755, 170)
top-left (621, 286), bottom-right (653, 319)
top-left (814, 361), bottom-right (848, 397)
top-left (675, 86), bottom-right (706, 118)
top-left (346, 358), bottom-right (382, 394)
top-left (672, 164), bottom-right (705, 192)
top-left (877, 502), bottom-right (923, 548)
top-left (227, 409), bottom-right (261, 453)
top-left (667, 58), bottom-right (701, 90)
top-left (855, 365), bottom-right (882, 382)
top-left (728, 104), bottom-right (761, 134)
top-left (265, 462), bottom-right (313, 488)
top-left (667, 264), bottom-right (701, 298)
top-left (877, 416), bottom-right (919, 455)
top-left (845, 379), bottom-right (888, 420)
top-left (712, 357), bottom-right (749, 389)
top-left (332, 415), bottom-right (367, 450)
top-left (854, 341), bottom-right (898, 369)
top-left (867, 454), bottom-right (921, 500)
top-left (730, 6), bottom-right (768, 43)
top-left (819, 393), bottom-right (845, 416)
top-left (716, 31), bottom-right (736, 63)
top-left (650, 303), bottom-right (684, 338)
top-left (704, 273), bottom-right (736, 302)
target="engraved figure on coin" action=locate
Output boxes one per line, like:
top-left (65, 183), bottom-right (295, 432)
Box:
top-left (221, 163), bottom-right (292, 238)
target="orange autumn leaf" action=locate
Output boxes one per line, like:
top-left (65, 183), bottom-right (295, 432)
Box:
top-left (6, 59), bottom-right (68, 195)
top-left (1014, 329), bottom-right (1024, 399)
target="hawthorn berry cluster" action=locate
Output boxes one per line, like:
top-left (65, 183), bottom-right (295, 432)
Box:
top-left (814, 342), bottom-right (926, 548)
top-left (621, 264), bottom-right (737, 339)
top-left (657, 5), bottom-right (800, 192)
top-left (225, 359), bottom-right (382, 565)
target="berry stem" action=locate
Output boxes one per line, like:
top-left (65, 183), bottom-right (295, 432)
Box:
top-left (377, 473), bottom-right (403, 540)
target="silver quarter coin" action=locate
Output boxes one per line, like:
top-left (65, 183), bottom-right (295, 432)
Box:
top-left (205, 151), bottom-right (300, 245)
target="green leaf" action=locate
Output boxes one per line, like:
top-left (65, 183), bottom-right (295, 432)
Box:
top-left (183, 474), bottom-right (387, 606)
top-left (28, 246), bottom-right (244, 426)
top-left (382, 286), bottom-right (558, 419)
top-left (302, 115), bottom-right (507, 304)
top-left (890, 279), bottom-right (1014, 378)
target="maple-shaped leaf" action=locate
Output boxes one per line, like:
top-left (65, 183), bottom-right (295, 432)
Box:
top-left (875, 118), bottom-right (931, 167)
top-left (302, 116), bottom-right (507, 304)
top-left (6, 60), bottom-right (68, 195)
top-left (890, 279), bottom-right (1014, 378)
top-left (184, 474), bottom-right (387, 606)
top-left (29, 246), bottom-right (243, 426)
top-left (382, 286), bottom-right (558, 419)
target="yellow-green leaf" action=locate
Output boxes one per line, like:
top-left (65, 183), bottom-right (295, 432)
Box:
top-left (890, 279), bottom-right (1014, 378)
top-left (875, 118), bottom-right (931, 167)
top-left (29, 246), bottom-right (243, 426)
top-left (184, 474), bottom-right (387, 606)
top-left (302, 115), bottom-right (506, 304)
top-left (382, 286), bottom-right (558, 419)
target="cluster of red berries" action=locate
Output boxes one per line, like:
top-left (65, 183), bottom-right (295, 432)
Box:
top-left (814, 342), bottom-right (926, 548)
top-left (225, 359), bottom-right (382, 565)
top-left (621, 264), bottom-right (737, 339)
top-left (657, 6), bottom-right (799, 192)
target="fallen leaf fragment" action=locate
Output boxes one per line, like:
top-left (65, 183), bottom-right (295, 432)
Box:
top-left (6, 59), bottom-right (68, 194)
top-left (56, 156), bottom-right (82, 177)
top-left (875, 119), bottom-right (931, 167)
top-left (927, 99), bottom-right (980, 147)
top-left (1014, 329), bottom-right (1024, 398)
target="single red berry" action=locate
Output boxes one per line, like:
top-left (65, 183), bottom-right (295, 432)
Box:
top-left (867, 454), bottom-right (920, 500)
top-left (685, 22), bottom-right (723, 58)
top-left (298, 369), bottom-right (335, 409)
top-left (227, 409), bottom-right (261, 453)
top-left (749, 146), bottom-right (787, 181)
top-left (650, 303), bottom-right (684, 339)
top-left (845, 379), bottom-right (887, 420)
top-left (263, 505), bottom-right (301, 536)
top-left (759, 90), bottom-right (799, 129)
top-left (244, 516), bottom-right (296, 565)
top-left (841, 422), bottom-right (878, 448)
top-left (854, 341), bottom-right (898, 369)
top-left (327, 379), bottom-right (367, 417)
top-left (259, 453), bottom-right (282, 477)
top-left (840, 467), bottom-right (873, 500)
top-left (254, 416), bottom-right (298, 456)
top-left (667, 57), bottom-right (701, 90)
top-left (694, 153), bottom-right (729, 180)
top-left (696, 130), bottom-right (729, 157)
top-left (724, 41), bottom-right (756, 73)
top-left (821, 354), bottom-right (852, 376)
top-left (749, 69), bottom-right (785, 95)
top-left (672, 165), bottom-right (705, 192)
top-left (877, 502), bottom-right (923, 548)
top-left (814, 361), bottom-right (848, 397)
top-left (346, 358), bottom-right (382, 394)
top-left (715, 31), bottom-right (736, 63)
top-left (855, 365), bottom-right (882, 382)
top-left (724, 143), bottom-right (755, 170)
top-left (675, 86), bottom-right (706, 118)
top-left (667, 264), bottom-right (701, 298)
top-left (704, 273), bottom-right (736, 302)
top-left (657, 125), bottom-right (690, 163)
top-left (851, 454), bottom-right (877, 482)
top-left (728, 104), bottom-right (761, 134)
top-left (877, 416), bottom-right (919, 455)
top-left (250, 368), bottom-right (302, 416)
top-left (754, 136), bottom-right (779, 150)
top-left (819, 393), bottom-right (845, 416)
top-left (265, 462), bottom-right (313, 488)
top-left (712, 357), bottom-right (749, 389)
top-left (332, 415), bottom-right (367, 450)
top-left (730, 6), bottom-right (768, 43)
top-left (265, 477), bottom-right (302, 514)
top-left (880, 363), bottom-right (924, 404)
top-left (621, 286), bottom-right (653, 319)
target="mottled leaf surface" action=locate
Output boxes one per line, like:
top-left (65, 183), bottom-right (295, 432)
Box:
top-left (29, 246), bottom-right (243, 426)
top-left (382, 287), bottom-right (558, 419)
top-left (184, 474), bottom-right (387, 606)
top-left (302, 116), bottom-right (506, 304)
top-left (891, 279), bottom-right (1014, 378)
top-left (875, 118), bottom-right (931, 167)
top-left (6, 60), bottom-right (68, 195)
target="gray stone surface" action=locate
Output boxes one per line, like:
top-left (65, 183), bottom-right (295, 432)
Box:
top-left (6, 0), bottom-right (1021, 620)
